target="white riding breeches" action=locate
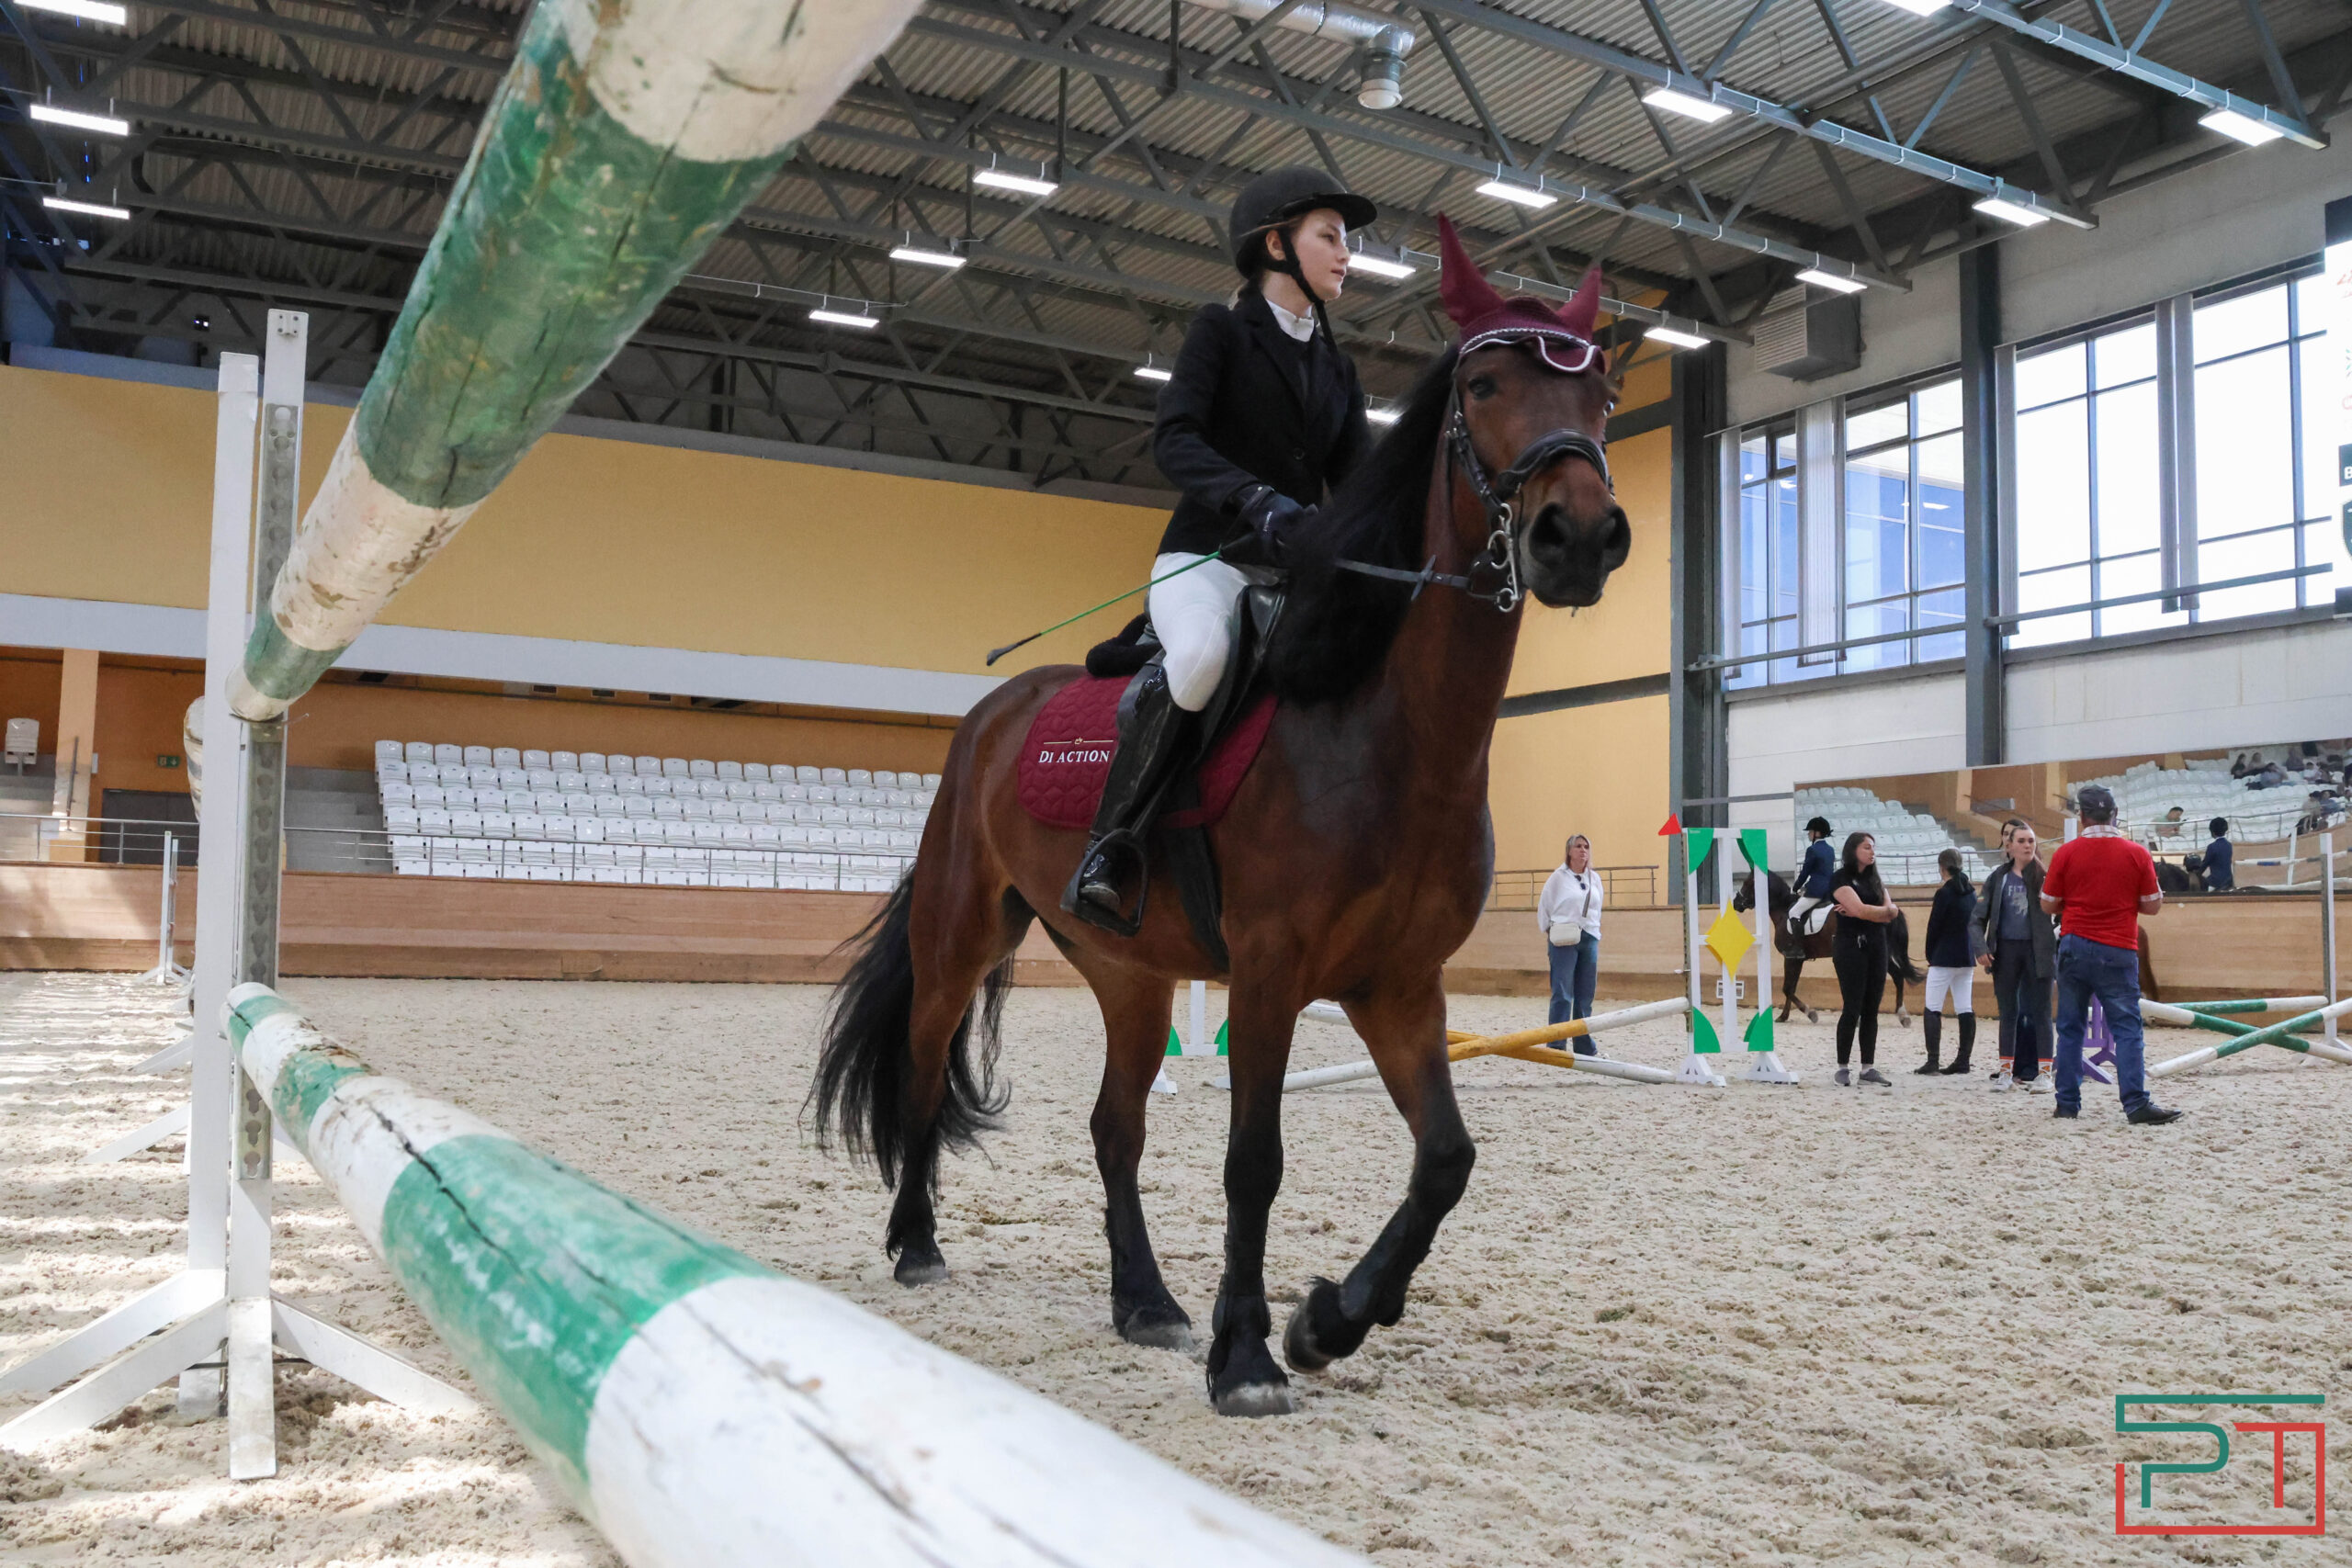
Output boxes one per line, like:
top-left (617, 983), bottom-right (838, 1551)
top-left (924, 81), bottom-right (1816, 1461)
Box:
top-left (1148, 551), bottom-right (1253, 712)
top-left (1925, 964), bottom-right (1974, 1013)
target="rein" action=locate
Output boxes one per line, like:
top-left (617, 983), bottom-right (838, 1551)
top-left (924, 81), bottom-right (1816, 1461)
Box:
top-left (1332, 378), bottom-right (1611, 614)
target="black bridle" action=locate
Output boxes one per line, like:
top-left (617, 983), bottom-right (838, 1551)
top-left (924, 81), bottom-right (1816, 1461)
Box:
top-left (1335, 368), bottom-right (1613, 613)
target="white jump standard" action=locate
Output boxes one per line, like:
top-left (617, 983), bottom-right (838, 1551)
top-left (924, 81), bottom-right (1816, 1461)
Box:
top-left (220, 985), bottom-right (1363, 1568)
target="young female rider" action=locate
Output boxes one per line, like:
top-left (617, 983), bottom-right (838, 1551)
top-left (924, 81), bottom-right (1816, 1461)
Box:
top-left (1063, 166), bottom-right (1377, 930)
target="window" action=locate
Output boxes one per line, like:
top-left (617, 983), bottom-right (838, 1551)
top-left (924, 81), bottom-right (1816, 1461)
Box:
top-left (1731, 423), bottom-right (1800, 687)
top-left (1726, 377), bottom-right (1963, 688)
top-left (1841, 380), bottom-right (1965, 671)
top-left (2007, 269), bottom-right (2346, 649)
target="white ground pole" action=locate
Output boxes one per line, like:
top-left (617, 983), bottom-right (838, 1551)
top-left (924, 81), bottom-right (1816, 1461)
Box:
top-left (1276, 998), bottom-right (1688, 1091)
top-left (1, 322), bottom-right (470, 1470)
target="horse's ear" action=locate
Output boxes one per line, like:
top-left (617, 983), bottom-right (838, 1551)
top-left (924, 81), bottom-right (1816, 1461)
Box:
top-left (1559, 262), bottom-right (1603, 341)
top-left (1436, 215), bottom-right (1506, 332)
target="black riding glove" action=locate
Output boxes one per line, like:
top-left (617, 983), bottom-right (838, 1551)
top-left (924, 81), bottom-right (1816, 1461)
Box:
top-left (1225, 483), bottom-right (1308, 568)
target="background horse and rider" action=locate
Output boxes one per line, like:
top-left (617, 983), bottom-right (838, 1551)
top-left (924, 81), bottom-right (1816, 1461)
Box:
top-left (1734, 867), bottom-right (1923, 1025)
top-left (812, 222), bottom-right (1631, 1419)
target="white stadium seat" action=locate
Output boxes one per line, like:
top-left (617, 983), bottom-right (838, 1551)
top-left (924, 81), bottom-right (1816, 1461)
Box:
top-left (580, 751), bottom-right (606, 773)
top-left (522, 750), bottom-right (548, 769)
top-left (551, 750), bottom-right (577, 770)
top-left (482, 812), bottom-right (514, 839)
top-left (690, 759), bottom-right (717, 779)
top-left (376, 739), bottom-right (403, 763)
top-left (744, 763), bottom-right (769, 783)
top-left (847, 769), bottom-right (872, 787)
top-left (434, 743), bottom-right (463, 765)
top-left (662, 757), bottom-right (690, 778)
top-left (493, 747), bottom-right (522, 767)
top-left (405, 741), bottom-right (434, 763)
top-left (464, 745), bottom-right (492, 766)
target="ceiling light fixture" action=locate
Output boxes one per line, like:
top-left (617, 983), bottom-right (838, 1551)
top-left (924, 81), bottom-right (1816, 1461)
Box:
top-left (1645, 324), bottom-right (1712, 350)
top-left (888, 242), bottom-right (965, 269)
top-left (1874, 0), bottom-right (1950, 16)
top-left (19, 0), bottom-right (130, 21)
top-left (1133, 364), bottom-right (1173, 383)
top-left (43, 195), bottom-right (129, 220)
top-left (2199, 107), bottom-right (2286, 147)
top-left (1972, 194), bottom-right (2050, 228)
top-left (1346, 248), bottom-right (1416, 279)
top-left (1475, 176), bottom-right (1555, 209)
top-left (29, 103), bottom-right (130, 136)
top-left (1642, 86), bottom-right (1733, 124)
top-left (1366, 406), bottom-right (1402, 426)
top-left (973, 163), bottom-right (1058, 197)
top-left (1794, 267), bottom-right (1868, 295)
top-left (808, 306), bottom-right (880, 330)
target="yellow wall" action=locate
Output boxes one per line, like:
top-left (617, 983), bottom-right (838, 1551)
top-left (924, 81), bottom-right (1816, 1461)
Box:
top-left (1488, 696), bottom-right (1671, 897)
top-left (0, 365), bottom-right (1167, 682)
top-left (1506, 425), bottom-right (1672, 696)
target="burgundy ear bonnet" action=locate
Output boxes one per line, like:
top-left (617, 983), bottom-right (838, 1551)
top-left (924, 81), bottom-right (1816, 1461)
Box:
top-left (1436, 214), bottom-right (1604, 375)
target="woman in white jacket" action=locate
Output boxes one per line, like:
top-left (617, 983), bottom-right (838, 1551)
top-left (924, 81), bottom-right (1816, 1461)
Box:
top-left (1537, 835), bottom-right (1605, 1046)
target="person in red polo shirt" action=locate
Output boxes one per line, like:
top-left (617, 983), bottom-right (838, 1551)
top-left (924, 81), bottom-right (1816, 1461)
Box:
top-left (2040, 784), bottom-right (2182, 1125)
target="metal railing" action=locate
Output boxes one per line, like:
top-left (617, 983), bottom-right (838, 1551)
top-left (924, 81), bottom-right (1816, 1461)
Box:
top-left (1487, 865), bottom-right (1659, 911)
top-left (0, 812), bottom-right (200, 865)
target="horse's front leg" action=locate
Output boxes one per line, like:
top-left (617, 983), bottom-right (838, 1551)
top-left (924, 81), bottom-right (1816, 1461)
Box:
top-left (1206, 977), bottom-right (1303, 1417)
top-left (1283, 975), bottom-right (1474, 1375)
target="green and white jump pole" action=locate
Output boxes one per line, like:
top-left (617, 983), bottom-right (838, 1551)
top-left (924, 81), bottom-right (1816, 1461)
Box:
top-left (224, 985), bottom-right (1363, 1568)
top-left (2144, 997), bottom-right (2352, 1077)
top-left (228, 0), bottom-right (925, 722)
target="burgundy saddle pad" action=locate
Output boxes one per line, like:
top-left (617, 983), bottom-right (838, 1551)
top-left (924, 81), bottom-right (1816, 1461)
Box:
top-left (1017, 674), bottom-right (1275, 831)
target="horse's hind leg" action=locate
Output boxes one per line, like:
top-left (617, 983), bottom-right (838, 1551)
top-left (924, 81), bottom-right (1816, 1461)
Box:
top-left (892, 874), bottom-right (1027, 1286)
top-left (1068, 953), bottom-right (1192, 1351)
top-left (1283, 975), bottom-right (1474, 1378)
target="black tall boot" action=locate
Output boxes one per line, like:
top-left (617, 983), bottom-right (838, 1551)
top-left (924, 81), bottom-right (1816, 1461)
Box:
top-left (1939, 1013), bottom-right (1976, 1075)
top-left (1061, 664), bottom-right (1193, 935)
top-left (1916, 1010), bottom-right (1943, 1074)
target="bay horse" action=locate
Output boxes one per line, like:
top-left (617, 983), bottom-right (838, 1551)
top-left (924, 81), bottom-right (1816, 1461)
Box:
top-left (810, 227), bottom-right (1632, 1418)
top-left (1732, 868), bottom-right (1922, 1026)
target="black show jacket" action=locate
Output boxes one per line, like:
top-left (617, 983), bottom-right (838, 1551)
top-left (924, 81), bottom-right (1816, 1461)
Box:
top-left (1149, 290), bottom-right (1374, 557)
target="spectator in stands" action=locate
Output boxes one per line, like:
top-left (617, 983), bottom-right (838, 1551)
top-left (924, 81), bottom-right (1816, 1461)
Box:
top-left (1788, 816), bottom-right (1835, 936)
top-left (1974, 824), bottom-right (2052, 1089)
top-left (1917, 848), bottom-right (1978, 1076)
top-left (2153, 806), bottom-right (2187, 840)
top-left (1828, 832), bottom-right (1899, 1088)
top-left (2042, 784), bottom-right (2180, 1125)
top-left (2188, 817), bottom-right (2234, 892)
top-left (1538, 835), bottom-right (1604, 1046)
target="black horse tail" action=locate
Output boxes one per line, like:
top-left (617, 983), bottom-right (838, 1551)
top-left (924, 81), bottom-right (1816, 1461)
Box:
top-left (808, 878), bottom-right (1013, 1190)
top-left (1886, 908), bottom-right (1926, 983)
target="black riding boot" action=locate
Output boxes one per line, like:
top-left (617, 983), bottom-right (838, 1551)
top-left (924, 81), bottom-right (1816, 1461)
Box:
top-left (1916, 1011), bottom-right (1943, 1074)
top-left (1938, 1014), bottom-right (1976, 1074)
top-left (1061, 665), bottom-right (1192, 935)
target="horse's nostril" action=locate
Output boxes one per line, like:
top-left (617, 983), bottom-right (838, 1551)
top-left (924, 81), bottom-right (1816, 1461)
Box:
top-left (1603, 509), bottom-right (1632, 564)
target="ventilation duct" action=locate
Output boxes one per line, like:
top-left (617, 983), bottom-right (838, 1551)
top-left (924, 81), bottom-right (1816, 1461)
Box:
top-left (1754, 287), bottom-right (1862, 381)
top-left (1179, 0), bottom-right (1416, 109)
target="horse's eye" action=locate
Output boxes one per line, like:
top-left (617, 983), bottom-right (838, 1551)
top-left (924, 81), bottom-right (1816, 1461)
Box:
top-left (1466, 376), bottom-right (1498, 400)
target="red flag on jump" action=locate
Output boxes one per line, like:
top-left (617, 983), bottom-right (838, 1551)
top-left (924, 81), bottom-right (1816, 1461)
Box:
top-left (1657, 812), bottom-right (1683, 837)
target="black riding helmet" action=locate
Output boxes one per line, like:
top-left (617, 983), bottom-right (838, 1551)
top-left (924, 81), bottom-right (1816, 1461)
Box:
top-left (1227, 166), bottom-right (1376, 344)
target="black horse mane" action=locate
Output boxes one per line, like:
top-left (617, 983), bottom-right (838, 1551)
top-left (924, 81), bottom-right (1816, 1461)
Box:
top-left (1265, 346), bottom-right (1461, 705)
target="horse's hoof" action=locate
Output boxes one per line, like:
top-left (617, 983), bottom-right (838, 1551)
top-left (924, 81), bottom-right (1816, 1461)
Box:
top-left (1283, 1301), bottom-right (1332, 1372)
top-left (1118, 1314), bottom-right (1195, 1353)
top-left (1213, 1381), bottom-right (1297, 1418)
top-left (894, 1246), bottom-right (949, 1287)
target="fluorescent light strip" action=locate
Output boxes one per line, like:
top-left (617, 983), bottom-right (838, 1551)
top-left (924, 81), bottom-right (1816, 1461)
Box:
top-left (1642, 86), bottom-right (1733, 124)
top-left (1132, 366), bottom-right (1172, 383)
top-left (1644, 325), bottom-right (1711, 350)
top-left (19, 0), bottom-right (130, 21)
top-left (29, 103), bottom-right (130, 136)
top-left (888, 244), bottom-right (965, 269)
top-left (808, 308), bottom-right (881, 330)
top-left (1972, 196), bottom-right (2050, 228)
top-left (1875, 0), bottom-right (1949, 15)
top-left (1346, 251), bottom-right (1416, 279)
top-left (1474, 178), bottom-right (1555, 209)
top-left (2199, 107), bottom-right (2285, 147)
top-left (1366, 407), bottom-right (1401, 426)
top-left (42, 195), bottom-right (130, 220)
top-left (973, 168), bottom-right (1058, 197)
top-left (1794, 267), bottom-right (1867, 295)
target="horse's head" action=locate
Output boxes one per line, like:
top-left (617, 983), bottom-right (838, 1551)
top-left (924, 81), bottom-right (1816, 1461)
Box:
top-left (1731, 871), bottom-right (1755, 914)
top-left (1437, 217), bottom-right (1632, 610)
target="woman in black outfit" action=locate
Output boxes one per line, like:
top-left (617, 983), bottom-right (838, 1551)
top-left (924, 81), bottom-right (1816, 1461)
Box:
top-left (1063, 165), bottom-right (1376, 931)
top-left (1917, 847), bottom-right (1979, 1075)
top-left (1828, 831), bottom-right (1900, 1086)
top-left (1974, 823), bottom-right (2053, 1090)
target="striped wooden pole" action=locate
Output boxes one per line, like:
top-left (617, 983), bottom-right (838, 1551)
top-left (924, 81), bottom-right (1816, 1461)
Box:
top-left (2146, 997), bottom-right (2352, 1077)
top-left (1278, 997), bottom-right (1689, 1090)
top-left (223, 984), bottom-right (1362, 1567)
top-left (228, 0), bottom-right (923, 721)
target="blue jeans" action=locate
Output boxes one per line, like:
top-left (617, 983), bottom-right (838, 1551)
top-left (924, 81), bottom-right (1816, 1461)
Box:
top-left (2052, 933), bottom-right (2150, 1114)
top-left (1547, 936), bottom-right (1600, 1051)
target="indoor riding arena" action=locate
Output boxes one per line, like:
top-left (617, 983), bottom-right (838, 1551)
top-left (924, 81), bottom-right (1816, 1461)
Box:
top-left (5, 1), bottom-right (2350, 1563)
